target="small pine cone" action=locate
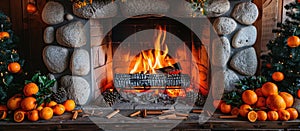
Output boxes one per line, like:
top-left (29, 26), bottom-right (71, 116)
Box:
top-left (52, 87), bottom-right (67, 103)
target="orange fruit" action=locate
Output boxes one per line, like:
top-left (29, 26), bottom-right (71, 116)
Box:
top-left (279, 92), bottom-right (294, 108)
top-left (0, 111), bottom-right (7, 120)
top-left (52, 104), bottom-right (65, 116)
top-left (27, 110), bottom-right (39, 122)
top-left (20, 97), bottom-right (37, 111)
top-left (63, 99), bottom-right (76, 112)
top-left (0, 31), bottom-right (10, 39)
top-left (239, 104), bottom-right (252, 117)
top-left (255, 97), bottom-right (266, 108)
top-left (261, 82), bottom-right (278, 97)
top-left (257, 110), bottom-right (267, 121)
top-left (272, 72), bottom-right (284, 82)
top-left (286, 108), bottom-right (298, 120)
top-left (46, 101), bottom-right (57, 107)
top-left (287, 35), bottom-right (300, 48)
top-left (242, 90), bottom-right (258, 105)
top-left (0, 105), bottom-right (8, 111)
top-left (14, 110), bottom-right (25, 123)
top-left (213, 100), bottom-right (224, 109)
top-left (247, 111), bottom-right (257, 122)
top-left (230, 107), bottom-right (240, 116)
top-left (23, 82), bottom-right (39, 97)
top-left (39, 107), bottom-right (53, 120)
top-left (267, 111), bottom-right (279, 121)
top-left (266, 95), bottom-right (286, 111)
top-left (298, 89), bottom-right (300, 99)
top-left (278, 109), bottom-right (290, 121)
top-left (7, 96), bottom-right (22, 110)
top-left (7, 62), bottom-right (21, 73)
top-left (255, 88), bottom-right (263, 97)
top-left (220, 102), bottom-right (231, 114)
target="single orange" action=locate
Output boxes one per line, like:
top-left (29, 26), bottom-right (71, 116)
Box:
top-left (239, 104), bottom-right (252, 117)
top-left (52, 104), bottom-right (65, 116)
top-left (255, 88), bottom-right (263, 97)
top-left (213, 100), bottom-right (224, 109)
top-left (7, 62), bottom-right (21, 73)
top-left (46, 101), bottom-right (57, 107)
top-left (39, 107), bottom-right (53, 120)
top-left (220, 102), bottom-right (231, 114)
top-left (0, 31), bottom-right (10, 39)
top-left (27, 109), bottom-right (39, 122)
top-left (14, 110), bottom-right (25, 123)
top-left (231, 107), bottom-right (240, 116)
top-left (242, 90), bottom-right (258, 105)
top-left (279, 92), bottom-right (294, 108)
top-left (256, 110), bottom-right (267, 121)
top-left (267, 111), bottom-right (279, 121)
top-left (272, 72), bottom-right (284, 82)
top-left (23, 82), bottom-right (39, 97)
top-left (287, 36), bottom-right (300, 48)
top-left (278, 109), bottom-right (290, 121)
top-left (266, 95), bottom-right (286, 111)
top-left (286, 108), bottom-right (298, 120)
top-left (20, 97), bottom-right (37, 111)
top-left (0, 111), bottom-right (7, 120)
top-left (255, 97), bottom-right (266, 108)
top-left (247, 111), bottom-right (257, 122)
top-left (298, 89), bottom-right (300, 99)
top-left (7, 96), bottom-right (22, 110)
top-left (261, 82), bottom-right (278, 97)
top-left (63, 99), bottom-right (76, 112)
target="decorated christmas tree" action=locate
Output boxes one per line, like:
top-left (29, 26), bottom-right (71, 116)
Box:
top-left (0, 11), bottom-right (25, 105)
top-left (261, 0), bottom-right (300, 96)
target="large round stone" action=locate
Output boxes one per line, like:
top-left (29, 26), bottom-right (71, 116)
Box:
top-left (61, 75), bottom-right (90, 105)
top-left (212, 37), bottom-right (231, 67)
top-left (230, 47), bottom-right (258, 76)
top-left (120, 0), bottom-right (169, 17)
top-left (205, 0), bottom-right (230, 17)
top-left (73, 1), bottom-right (117, 19)
top-left (70, 49), bottom-right (90, 76)
top-left (56, 21), bottom-right (87, 48)
top-left (43, 45), bottom-right (69, 73)
top-left (213, 17), bottom-right (237, 35)
top-left (43, 26), bottom-right (55, 44)
top-left (232, 2), bottom-right (259, 25)
top-left (42, 1), bottom-right (64, 25)
top-left (232, 25), bottom-right (257, 48)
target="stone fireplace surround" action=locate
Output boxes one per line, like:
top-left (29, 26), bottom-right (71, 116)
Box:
top-left (41, 0), bottom-right (259, 109)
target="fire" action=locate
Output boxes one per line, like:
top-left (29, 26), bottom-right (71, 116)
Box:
top-left (129, 26), bottom-right (175, 74)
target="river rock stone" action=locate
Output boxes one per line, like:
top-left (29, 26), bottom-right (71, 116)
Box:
top-left (232, 26), bottom-right (257, 48)
top-left (230, 47), bottom-right (258, 76)
top-left (61, 75), bottom-right (90, 105)
top-left (212, 37), bottom-right (231, 67)
top-left (212, 69), bottom-right (239, 99)
top-left (43, 26), bottom-right (55, 44)
top-left (43, 45), bottom-right (69, 73)
top-left (65, 13), bottom-right (74, 21)
top-left (42, 1), bottom-right (64, 25)
top-left (56, 21), bottom-right (87, 48)
top-left (73, 1), bottom-right (117, 19)
top-left (213, 17), bottom-right (237, 35)
top-left (293, 98), bottom-right (300, 113)
top-left (205, 0), bottom-right (230, 17)
top-left (232, 2), bottom-right (259, 25)
top-left (70, 49), bottom-right (90, 76)
top-left (120, 0), bottom-right (169, 17)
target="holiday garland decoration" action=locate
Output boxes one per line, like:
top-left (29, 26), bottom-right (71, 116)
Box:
top-left (261, 0), bottom-right (300, 96)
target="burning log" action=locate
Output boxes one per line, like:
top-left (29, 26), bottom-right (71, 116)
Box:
top-left (106, 109), bottom-right (120, 119)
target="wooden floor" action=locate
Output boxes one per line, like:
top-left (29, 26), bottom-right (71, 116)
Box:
top-left (1, 111), bottom-right (300, 131)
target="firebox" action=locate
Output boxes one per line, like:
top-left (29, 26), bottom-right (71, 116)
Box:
top-left (92, 16), bottom-right (210, 109)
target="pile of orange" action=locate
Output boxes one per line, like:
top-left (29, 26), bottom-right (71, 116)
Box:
top-left (215, 81), bottom-right (299, 123)
top-left (2, 82), bottom-right (76, 122)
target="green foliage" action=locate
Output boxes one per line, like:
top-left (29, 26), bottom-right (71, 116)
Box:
top-left (261, 0), bottom-right (300, 97)
top-left (25, 72), bottom-right (56, 106)
top-left (222, 91), bottom-right (243, 107)
top-left (0, 11), bottom-right (26, 105)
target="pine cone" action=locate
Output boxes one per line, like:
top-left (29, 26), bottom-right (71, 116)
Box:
top-left (52, 87), bottom-right (67, 103)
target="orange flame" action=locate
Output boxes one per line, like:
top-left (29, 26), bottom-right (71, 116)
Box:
top-left (129, 26), bottom-right (175, 74)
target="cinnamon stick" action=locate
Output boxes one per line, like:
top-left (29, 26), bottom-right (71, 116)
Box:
top-left (130, 111), bottom-right (141, 117)
top-left (147, 110), bottom-right (163, 115)
top-left (219, 115), bottom-right (238, 119)
top-left (192, 109), bottom-right (204, 113)
top-left (72, 111), bottom-right (78, 120)
top-left (167, 116), bottom-right (188, 120)
top-left (106, 109), bottom-right (120, 119)
top-left (158, 114), bottom-right (176, 120)
top-left (175, 112), bottom-right (189, 117)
